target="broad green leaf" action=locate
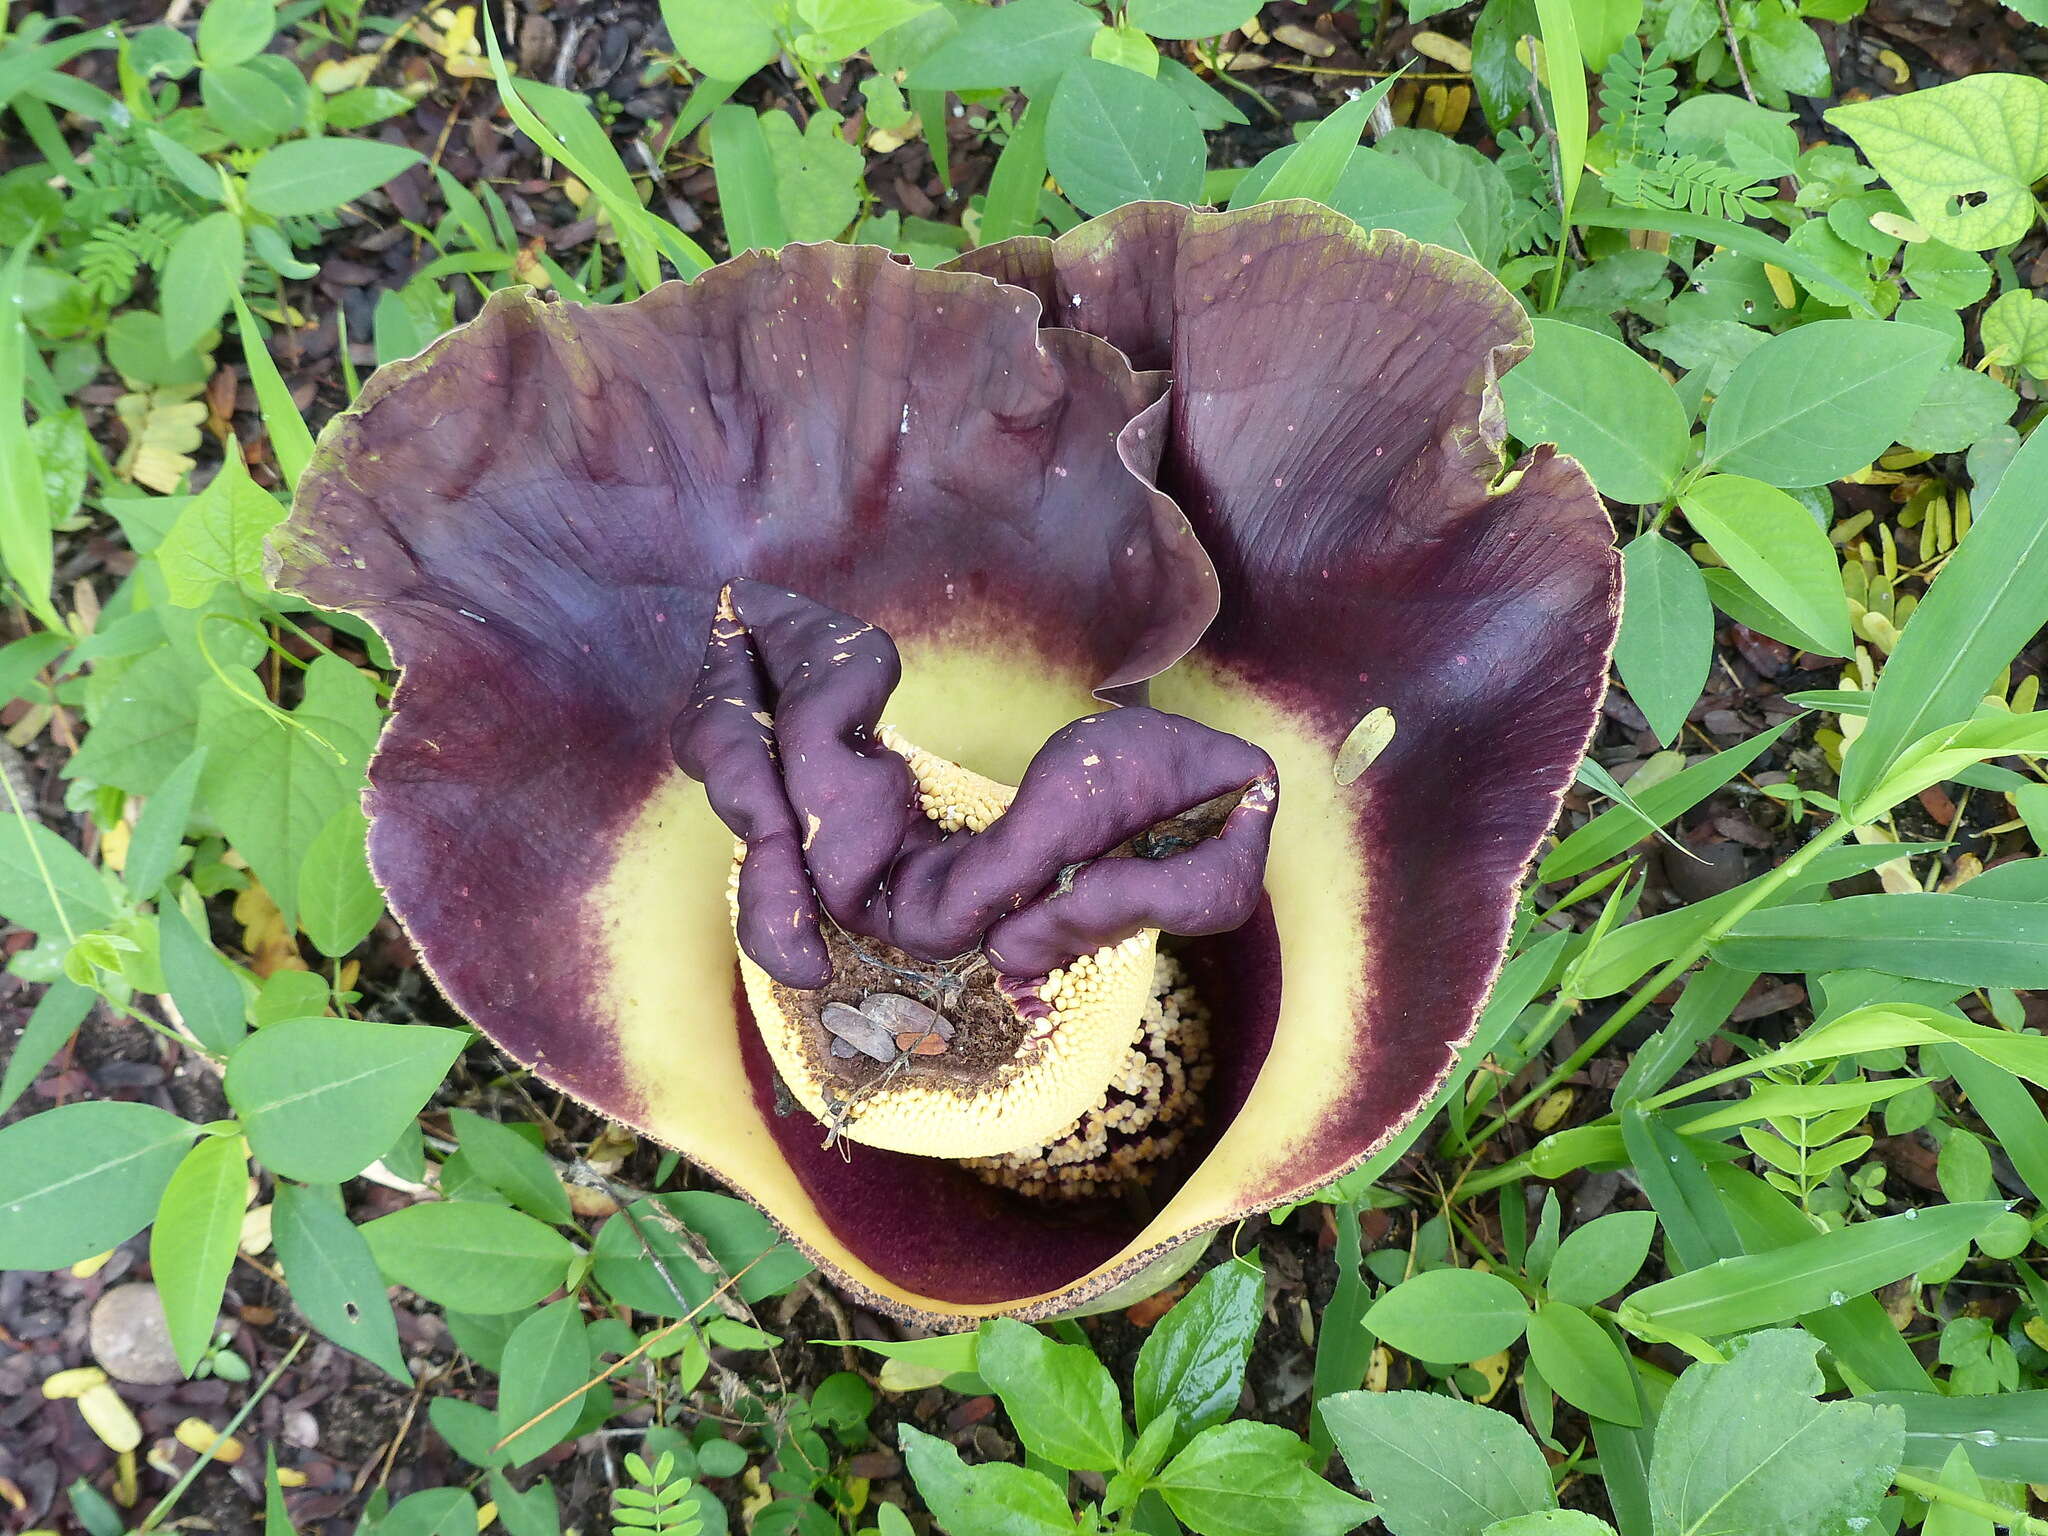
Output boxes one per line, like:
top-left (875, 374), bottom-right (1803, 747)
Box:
top-left (1839, 427), bottom-right (2048, 810)
top-left (1483, 1517), bottom-right (1618, 1535)
top-left (159, 900), bottom-right (249, 1054)
top-left (978, 1317), bottom-right (1125, 1471)
top-left (1614, 535), bottom-right (1714, 745)
top-left (197, 653), bottom-right (380, 923)
top-left (1922, 1446), bottom-right (1992, 1536)
top-left (297, 804), bottom-right (382, 959)
top-left (124, 746), bottom-right (207, 901)
top-left (1362, 1268), bottom-right (1530, 1363)
top-left (1702, 319), bottom-right (1947, 487)
top-left (1718, 893), bottom-right (2048, 988)
top-left (1900, 240), bottom-right (1991, 307)
top-left (1525, 1303), bottom-right (1639, 1425)
top-left (272, 1182), bottom-right (411, 1382)
top-left (1624, 1203), bottom-right (2006, 1337)
top-left (447, 1108), bottom-right (570, 1225)
top-left (1546, 1211), bottom-right (1657, 1307)
top-left (196, 0), bottom-right (277, 66)
top-left (1826, 75), bottom-right (2048, 250)
top-left (65, 644), bottom-right (209, 795)
top-left (1901, 364), bottom-right (2018, 453)
top-left (1499, 321), bottom-right (1690, 505)
top-left (378, 1488), bottom-right (477, 1536)
top-left (1044, 60), bottom-right (1204, 217)
top-left (1134, 1258), bottom-right (1263, 1451)
top-left (1323, 1391), bottom-right (1556, 1536)
top-left (659, 0), bottom-right (780, 79)
top-left (362, 1201), bottom-right (576, 1313)
top-left (792, 0), bottom-right (937, 64)
top-left (0, 1101), bottom-right (197, 1269)
top-left (225, 1017), bottom-right (467, 1183)
top-left (1087, 19), bottom-right (1157, 73)
top-left (1648, 1331), bottom-right (1902, 1536)
top-left (486, 1472), bottom-right (561, 1536)
top-left (246, 138), bottom-right (424, 217)
top-left (159, 212), bottom-right (244, 360)
top-left (706, 105), bottom-right (789, 253)
top-left (1980, 290), bottom-right (2048, 379)
top-left (761, 107), bottom-right (864, 243)
top-left (1680, 475), bottom-right (1852, 657)
top-left (1936, 1043), bottom-right (2048, 1202)
top-left (1154, 1421), bottom-right (1372, 1536)
top-left (1124, 0), bottom-right (1256, 36)
top-left (0, 813), bottom-right (122, 942)
top-left (496, 1300), bottom-right (590, 1465)
top-left (151, 1133), bottom-right (250, 1373)
top-left (201, 62), bottom-right (302, 148)
top-left (589, 1192), bottom-right (812, 1315)
top-left (898, 1425), bottom-right (1076, 1536)
top-left (0, 978), bottom-right (93, 1117)
top-left (1577, 205), bottom-right (1873, 316)
top-left (906, 0), bottom-right (1100, 93)
top-left (158, 451), bottom-right (283, 605)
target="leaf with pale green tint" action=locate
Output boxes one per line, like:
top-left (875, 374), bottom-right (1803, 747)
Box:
top-left (1240, 75), bottom-right (1405, 212)
top-left (1483, 1516), bottom-right (1617, 1535)
top-left (1624, 1203), bottom-right (2006, 1337)
top-left (159, 213), bottom-right (243, 360)
top-left (1154, 1421), bottom-right (1372, 1536)
top-left (226, 1017), bottom-right (467, 1183)
top-left (1045, 60), bottom-right (1204, 217)
top-left (761, 108), bottom-right (864, 243)
top-left (906, 0), bottom-right (1099, 93)
top-left (1981, 290), bottom-right (2048, 379)
top-left (496, 1301), bottom-right (591, 1465)
top-left (1703, 319), bottom-right (1947, 487)
top-left (898, 1425), bottom-right (1074, 1536)
top-left (1546, 1211), bottom-right (1657, 1306)
top-left (1125, 0), bottom-right (1256, 36)
top-left (1324, 1391), bottom-right (1556, 1536)
top-left (1525, 1303), bottom-right (1639, 1425)
top-left (297, 805), bottom-right (383, 959)
top-left (0, 980), bottom-right (92, 1118)
top-left (590, 1191), bottom-right (812, 1314)
top-left (1901, 365), bottom-right (2018, 453)
top-left (196, 0), bottom-right (275, 66)
top-left (1499, 321), bottom-right (1690, 505)
top-left (1719, 891), bottom-right (2048, 987)
top-left (1826, 75), bottom-right (2048, 250)
top-left (379, 1488), bottom-right (477, 1536)
top-left (659, 0), bottom-right (780, 79)
top-left (363, 1202), bottom-right (576, 1313)
top-left (0, 1101), bottom-right (198, 1268)
top-left (246, 138), bottom-right (424, 217)
top-left (0, 813), bottom-right (122, 942)
top-left (1615, 535), bottom-right (1712, 746)
top-left (0, 243), bottom-right (60, 631)
top-left (1679, 475), bottom-right (1852, 657)
top-left (1648, 1331), bottom-right (1902, 1536)
top-left (124, 747), bottom-right (207, 902)
top-left (447, 1108), bottom-right (570, 1225)
top-left (151, 1133), bottom-right (249, 1373)
top-left (706, 105), bottom-right (788, 254)
top-left (159, 452), bottom-right (282, 606)
top-left (1363, 1268), bottom-right (1530, 1363)
top-left (791, 0), bottom-right (937, 65)
top-left (977, 1317), bottom-right (1124, 1471)
top-left (1862, 1389), bottom-right (2048, 1483)
top-left (272, 1182), bottom-right (411, 1382)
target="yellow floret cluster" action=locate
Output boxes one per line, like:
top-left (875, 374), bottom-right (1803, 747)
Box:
top-left (876, 723), bottom-right (1013, 832)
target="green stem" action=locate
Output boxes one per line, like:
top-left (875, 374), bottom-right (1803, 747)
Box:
top-left (1463, 814), bottom-right (1857, 1153)
top-left (140, 1334), bottom-right (309, 1532)
top-left (1894, 1470), bottom-right (2048, 1534)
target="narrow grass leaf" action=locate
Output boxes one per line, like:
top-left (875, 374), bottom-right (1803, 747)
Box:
top-left (707, 105), bottom-right (789, 253)
top-left (1861, 1390), bottom-right (2048, 1482)
top-left (230, 293), bottom-right (315, 489)
top-left (1718, 894), bottom-right (2048, 988)
top-left (1243, 72), bottom-right (1403, 207)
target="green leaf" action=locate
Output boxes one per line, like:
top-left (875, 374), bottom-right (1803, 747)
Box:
top-left (1861, 1389), bottom-right (2048, 1483)
top-left (1123, 0), bottom-right (1256, 37)
top-left (906, 0), bottom-right (1100, 93)
top-left (897, 1425), bottom-right (1076, 1536)
top-left (150, 1133), bottom-right (249, 1374)
top-left (707, 105), bottom-right (789, 253)
top-left (1825, 75), bottom-right (2048, 251)
top-left (590, 1192), bottom-right (811, 1315)
top-left (1648, 1331), bottom-right (1902, 1536)
top-left (1240, 74), bottom-right (1404, 209)
top-left (0, 242), bottom-right (60, 630)
top-left (1044, 60), bottom-right (1204, 217)
top-left (448, 1108), bottom-right (570, 1225)
top-left (197, 0), bottom-right (277, 67)
top-left (362, 1201), bottom-right (576, 1313)
top-left (659, 0), bottom-right (780, 79)
top-left (158, 451), bottom-right (282, 606)
top-left (792, 0), bottom-right (938, 65)
top-left (1624, 1202), bottom-right (2007, 1337)
top-left (1718, 893), bottom-right (2048, 988)
top-left (760, 108), bottom-right (864, 243)
top-left (0, 813), bottom-right (122, 942)
top-left (297, 804), bottom-right (382, 959)
top-left (379, 1488), bottom-right (477, 1536)
top-left (160, 899), bottom-right (249, 1054)
top-left (202, 62), bottom-right (303, 148)
top-left (1134, 1258), bottom-right (1263, 1451)
top-left (1362, 1268), bottom-right (1531, 1363)
top-left (1679, 474), bottom-right (1852, 657)
top-left (497, 1300), bottom-right (591, 1465)
top-left (1614, 535), bottom-right (1713, 746)
top-left (245, 138), bottom-right (424, 217)
top-left (1323, 1390), bottom-right (1556, 1536)
top-left (1838, 427), bottom-right (2048, 810)
top-left (197, 653), bottom-right (380, 923)
top-left (226, 1017), bottom-right (467, 1183)
top-left (1980, 290), bottom-right (2048, 379)
top-left (124, 746), bottom-right (207, 902)
top-left (1087, 19), bottom-right (1157, 74)
top-left (272, 1182), bottom-right (411, 1382)
top-left (1900, 240), bottom-right (1991, 308)
top-left (1744, 0), bottom-right (1829, 96)
top-left (1482, 1516), bottom-right (1617, 1535)
top-left (1501, 321), bottom-right (1691, 506)
top-left (1154, 1421), bottom-right (1372, 1536)
top-left (1532, 0), bottom-right (1586, 217)
top-left (1545, 1211), bottom-right (1657, 1307)
top-left (146, 129), bottom-right (223, 201)
top-left (977, 1317), bottom-right (1125, 1471)
top-left (0, 1101), bottom-right (198, 1268)
top-left (159, 212), bottom-right (244, 361)
top-left (1524, 1303), bottom-right (1639, 1425)
top-left (0, 979), bottom-right (93, 1117)
top-left (1900, 365), bottom-right (2017, 454)
top-left (1703, 319), bottom-right (1947, 487)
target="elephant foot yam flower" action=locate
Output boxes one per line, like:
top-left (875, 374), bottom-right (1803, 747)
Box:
top-left (271, 201), bottom-right (1620, 1325)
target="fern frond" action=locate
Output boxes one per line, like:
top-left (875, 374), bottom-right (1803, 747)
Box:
top-left (1629, 154), bottom-right (1775, 222)
top-left (1596, 39), bottom-right (1676, 163)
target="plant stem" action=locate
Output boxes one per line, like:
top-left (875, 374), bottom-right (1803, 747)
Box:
top-left (1895, 1470), bottom-right (2048, 1535)
top-left (140, 1335), bottom-right (309, 1531)
top-left (1463, 815), bottom-right (1856, 1152)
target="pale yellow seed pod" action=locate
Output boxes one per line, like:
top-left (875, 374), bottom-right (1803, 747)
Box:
top-left (77, 1384), bottom-right (143, 1453)
top-left (174, 1419), bottom-right (245, 1463)
top-left (41, 1366), bottom-right (109, 1400)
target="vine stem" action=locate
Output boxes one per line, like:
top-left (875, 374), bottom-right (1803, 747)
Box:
top-left (1894, 1470), bottom-right (2048, 1535)
top-left (1463, 814), bottom-right (1857, 1153)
